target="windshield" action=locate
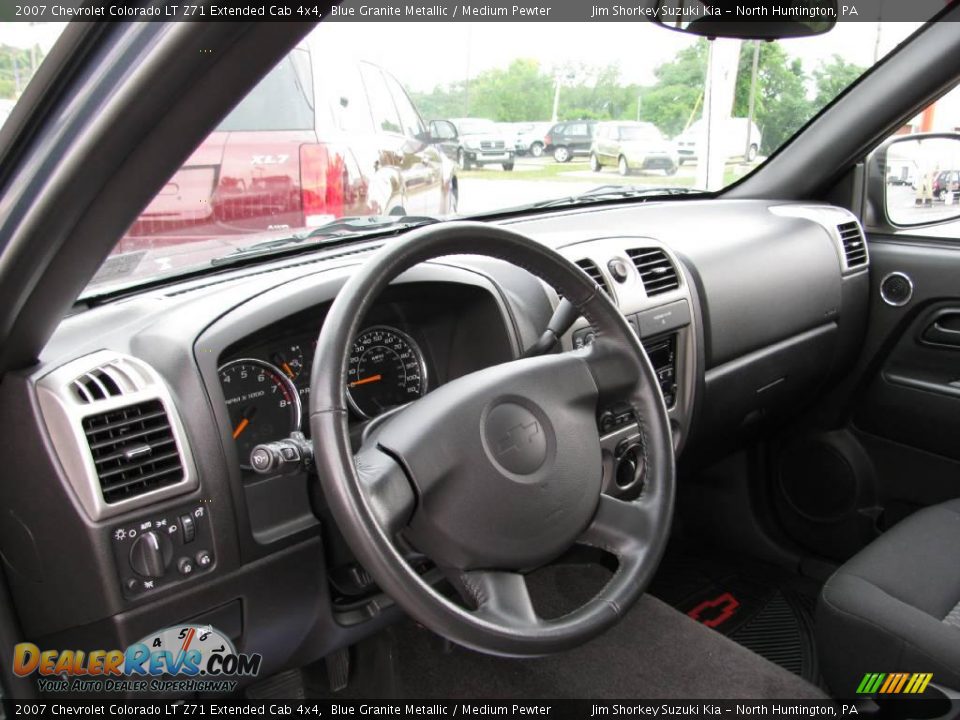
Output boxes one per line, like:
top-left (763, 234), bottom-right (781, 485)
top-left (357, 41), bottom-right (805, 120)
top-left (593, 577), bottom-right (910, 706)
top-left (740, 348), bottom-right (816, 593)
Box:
top-left (50, 19), bottom-right (932, 295)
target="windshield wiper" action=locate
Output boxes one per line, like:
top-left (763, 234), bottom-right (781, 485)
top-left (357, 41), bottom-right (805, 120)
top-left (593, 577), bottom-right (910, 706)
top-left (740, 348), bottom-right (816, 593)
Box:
top-left (530, 185), bottom-right (703, 210)
top-left (210, 215), bottom-right (439, 267)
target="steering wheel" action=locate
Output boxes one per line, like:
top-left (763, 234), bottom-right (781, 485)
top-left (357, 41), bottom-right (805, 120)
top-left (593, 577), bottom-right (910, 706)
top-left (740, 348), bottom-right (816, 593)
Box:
top-left (310, 221), bottom-right (675, 656)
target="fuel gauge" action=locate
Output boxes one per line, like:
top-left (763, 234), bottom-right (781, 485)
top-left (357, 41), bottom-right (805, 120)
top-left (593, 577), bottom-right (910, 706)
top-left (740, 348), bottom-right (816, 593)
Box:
top-left (271, 344), bottom-right (305, 381)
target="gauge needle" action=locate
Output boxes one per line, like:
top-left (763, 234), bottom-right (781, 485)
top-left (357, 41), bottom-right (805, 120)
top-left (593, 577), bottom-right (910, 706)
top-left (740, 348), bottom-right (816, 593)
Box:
top-left (232, 418), bottom-right (250, 439)
top-left (282, 362), bottom-right (295, 379)
top-left (350, 374), bottom-right (382, 387)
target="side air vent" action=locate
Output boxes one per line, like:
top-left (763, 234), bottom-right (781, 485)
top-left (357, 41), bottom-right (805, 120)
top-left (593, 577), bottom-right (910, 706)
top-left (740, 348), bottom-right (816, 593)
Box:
top-left (627, 248), bottom-right (680, 296)
top-left (574, 258), bottom-right (611, 296)
top-left (838, 221), bottom-right (868, 268)
top-left (82, 400), bottom-right (184, 504)
top-left (37, 351), bottom-right (198, 520)
top-left (72, 359), bottom-right (147, 404)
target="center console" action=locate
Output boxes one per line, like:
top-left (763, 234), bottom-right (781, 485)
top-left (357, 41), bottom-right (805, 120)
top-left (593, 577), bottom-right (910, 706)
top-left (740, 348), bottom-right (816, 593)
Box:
top-left (559, 237), bottom-right (698, 498)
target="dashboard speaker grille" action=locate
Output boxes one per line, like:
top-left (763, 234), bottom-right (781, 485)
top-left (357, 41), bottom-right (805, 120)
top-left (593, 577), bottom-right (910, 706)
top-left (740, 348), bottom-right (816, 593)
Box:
top-left (82, 400), bottom-right (184, 504)
top-left (837, 221), bottom-right (868, 268)
top-left (627, 248), bottom-right (679, 296)
top-left (573, 258), bottom-right (611, 296)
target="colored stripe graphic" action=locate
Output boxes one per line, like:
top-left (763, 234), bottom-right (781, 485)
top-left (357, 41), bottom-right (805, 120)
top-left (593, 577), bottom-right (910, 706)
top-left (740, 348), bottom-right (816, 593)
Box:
top-left (857, 672), bottom-right (933, 694)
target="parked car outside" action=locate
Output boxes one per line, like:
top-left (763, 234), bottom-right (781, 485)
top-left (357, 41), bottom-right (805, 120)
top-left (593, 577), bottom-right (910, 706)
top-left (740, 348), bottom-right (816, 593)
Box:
top-left (117, 32), bottom-right (457, 257)
top-left (933, 169), bottom-right (960, 200)
top-left (543, 120), bottom-right (598, 163)
top-left (590, 121), bottom-right (679, 176)
top-left (448, 118), bottom-right (516, 171)
top-left (675, 117), bottom-right (762, 165)
top-left (505, 121), bottom-right (554, 157)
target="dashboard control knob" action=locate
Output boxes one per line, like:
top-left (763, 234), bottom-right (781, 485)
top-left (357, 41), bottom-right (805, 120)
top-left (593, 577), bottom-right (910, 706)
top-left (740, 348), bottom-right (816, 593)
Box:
top-left (177, 557), bottom-right (195, 576)
top-left (614, 441), bottom-right (646, 491)
top-left (608, 258), bottom-right (630, 283)
top-left (129, 531), bottom-right (172, 579)
top-left (249, 431), bottom-right (313, 475)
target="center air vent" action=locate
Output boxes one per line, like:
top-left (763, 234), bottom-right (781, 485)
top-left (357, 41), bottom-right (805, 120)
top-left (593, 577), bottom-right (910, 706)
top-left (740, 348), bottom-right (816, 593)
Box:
top-left (837, 221), bottom-right (868, 269)
top-left (82, 400), bottom-right (184, 504)
top-left (627, 248), bottom-right (679, 296)
top-left (574, 258), bottom-right (611, 296)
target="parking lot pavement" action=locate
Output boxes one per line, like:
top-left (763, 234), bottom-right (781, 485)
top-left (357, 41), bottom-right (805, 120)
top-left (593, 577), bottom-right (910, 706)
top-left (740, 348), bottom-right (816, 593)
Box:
top-left (458, 178), bottom-right (599, 214)
top-left (887, 185), bottom-right (960, 225)
top-left (458, 155), bottom-right (697, 215)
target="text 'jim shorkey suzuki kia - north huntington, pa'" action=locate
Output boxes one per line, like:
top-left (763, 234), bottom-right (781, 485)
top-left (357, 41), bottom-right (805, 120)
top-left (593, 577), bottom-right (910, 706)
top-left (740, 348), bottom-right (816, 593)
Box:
top-left (1, 0), bottom-right (960, 713)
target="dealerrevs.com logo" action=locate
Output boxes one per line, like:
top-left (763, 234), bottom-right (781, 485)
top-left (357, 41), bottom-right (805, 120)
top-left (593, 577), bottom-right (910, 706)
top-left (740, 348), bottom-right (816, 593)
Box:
top-left (12, 624), bottom-right (262, 694)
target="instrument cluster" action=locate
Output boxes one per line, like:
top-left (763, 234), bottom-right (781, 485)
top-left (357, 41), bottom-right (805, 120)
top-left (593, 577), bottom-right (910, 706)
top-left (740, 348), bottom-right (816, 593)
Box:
top-left (218, 324), bottom-right (428, 468)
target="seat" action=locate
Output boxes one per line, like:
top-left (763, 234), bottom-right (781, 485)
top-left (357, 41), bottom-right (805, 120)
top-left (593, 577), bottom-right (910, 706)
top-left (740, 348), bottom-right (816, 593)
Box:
top-left (817, 498), bottom-right (960, 695)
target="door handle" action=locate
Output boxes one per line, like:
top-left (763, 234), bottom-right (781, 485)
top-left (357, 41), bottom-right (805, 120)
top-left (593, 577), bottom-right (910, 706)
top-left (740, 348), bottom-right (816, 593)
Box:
top-left (921, 310), bottom-right (960, 347)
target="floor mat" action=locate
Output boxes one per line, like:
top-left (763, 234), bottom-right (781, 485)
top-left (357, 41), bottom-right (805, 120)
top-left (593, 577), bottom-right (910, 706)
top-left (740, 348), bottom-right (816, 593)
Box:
top-left (648, 545), bottom-right (822, 685)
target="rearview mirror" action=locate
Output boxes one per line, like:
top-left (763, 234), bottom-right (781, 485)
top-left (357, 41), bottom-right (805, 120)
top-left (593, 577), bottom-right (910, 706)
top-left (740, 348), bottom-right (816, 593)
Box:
top-left (653, 0), bottom-right (837, 39)
top-left (879, 135), bottom-right (960, 227)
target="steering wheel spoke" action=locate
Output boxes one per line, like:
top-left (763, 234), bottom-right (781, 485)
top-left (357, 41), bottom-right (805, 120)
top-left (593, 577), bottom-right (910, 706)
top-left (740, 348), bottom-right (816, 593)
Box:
top-left (455, 569), bottom-right (540, 628)
top-left (353, 445), bottom-right (416, 535)
top-left (582, 334), bottom-right (647, 403)
top-left (579, 494), bottom-right (656, 562)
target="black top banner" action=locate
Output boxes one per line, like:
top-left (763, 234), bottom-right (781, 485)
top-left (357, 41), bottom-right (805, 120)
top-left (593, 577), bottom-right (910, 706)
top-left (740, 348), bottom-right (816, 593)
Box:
top-left (0, 0), bottom-right (955, 22)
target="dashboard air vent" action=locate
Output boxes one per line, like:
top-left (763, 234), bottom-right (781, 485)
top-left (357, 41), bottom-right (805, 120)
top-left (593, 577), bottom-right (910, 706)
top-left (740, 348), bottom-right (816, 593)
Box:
top-left (574, 258), bottom-right (611, 296)
top-left (82, 399), bottom-right (184, 504)
top-left (837, 221), bottom-right (867, 268)
top-left (72, 359), bottom-right (147, 404)
top-left (627, 248), bottom-right (680, 296)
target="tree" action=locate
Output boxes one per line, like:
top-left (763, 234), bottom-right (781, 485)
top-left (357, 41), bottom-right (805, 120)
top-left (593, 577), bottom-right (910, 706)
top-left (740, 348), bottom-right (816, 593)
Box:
top-left (469, 59), bottom-right (554, 122)
top-left (638, 40), bottom-right (708, 137)
top-left (0, 44), bottom-right (43, 100)
top-left (812, 55), bottom-right (865, 107)
top-left (731, 42), bottom-right (813, 154)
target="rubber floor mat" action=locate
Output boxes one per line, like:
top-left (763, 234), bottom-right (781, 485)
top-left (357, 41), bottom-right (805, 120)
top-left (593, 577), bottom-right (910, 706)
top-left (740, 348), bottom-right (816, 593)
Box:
top-left (648, 547), bottom-right (822, 685)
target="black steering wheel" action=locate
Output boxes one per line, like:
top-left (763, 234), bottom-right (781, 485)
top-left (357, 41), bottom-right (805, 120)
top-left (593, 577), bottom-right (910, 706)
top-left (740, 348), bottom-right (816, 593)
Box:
top-left (310, 221), bottom-right (675, 656)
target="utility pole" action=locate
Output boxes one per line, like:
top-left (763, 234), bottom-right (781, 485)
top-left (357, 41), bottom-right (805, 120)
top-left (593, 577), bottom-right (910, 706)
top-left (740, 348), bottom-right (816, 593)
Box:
top-left (744, 40), bottom-right (760, 162)
top-left (552, 71), bottom-right (575, 123)
top-left (12, 52), bottom-right (21, 96)
top-left (463, 24), bottom-right (472, 116)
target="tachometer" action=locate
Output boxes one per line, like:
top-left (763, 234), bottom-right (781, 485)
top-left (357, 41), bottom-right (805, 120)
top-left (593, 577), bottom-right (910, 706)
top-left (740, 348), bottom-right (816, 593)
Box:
top-left (219, 358), bottom-right (301, 468)
top-left (347, 326), bottom-right (427, 419)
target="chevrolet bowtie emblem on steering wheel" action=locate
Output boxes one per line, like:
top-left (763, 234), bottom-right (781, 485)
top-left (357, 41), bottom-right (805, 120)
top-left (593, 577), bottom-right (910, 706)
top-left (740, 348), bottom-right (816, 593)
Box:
top-left (496, 420), bottom-right (541, 456)
top-left (483, 402), bottom-right (550, 476)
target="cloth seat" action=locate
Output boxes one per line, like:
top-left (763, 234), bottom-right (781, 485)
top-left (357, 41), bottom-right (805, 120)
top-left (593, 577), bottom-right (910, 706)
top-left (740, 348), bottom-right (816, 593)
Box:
top-left (817, 498), bottom-right (960, 695)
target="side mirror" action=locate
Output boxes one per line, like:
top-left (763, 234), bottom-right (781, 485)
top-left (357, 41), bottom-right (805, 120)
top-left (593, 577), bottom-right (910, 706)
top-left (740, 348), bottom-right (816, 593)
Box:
top-left (870, 133), bottom-right (960, 228)
top-left (428, 120), bottom-right (458, 142)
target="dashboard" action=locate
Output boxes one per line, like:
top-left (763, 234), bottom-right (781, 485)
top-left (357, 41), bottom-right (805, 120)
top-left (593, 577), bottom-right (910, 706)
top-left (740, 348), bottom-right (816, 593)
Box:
top-left (0, 198), bottom-right (870, 692)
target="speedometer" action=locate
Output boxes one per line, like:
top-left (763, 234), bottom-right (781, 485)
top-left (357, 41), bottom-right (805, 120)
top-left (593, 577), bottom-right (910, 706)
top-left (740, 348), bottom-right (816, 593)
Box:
top-left (347, 326), bottom-right (427, 419)
top-left (219, 358), bottom-right (301, 468)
